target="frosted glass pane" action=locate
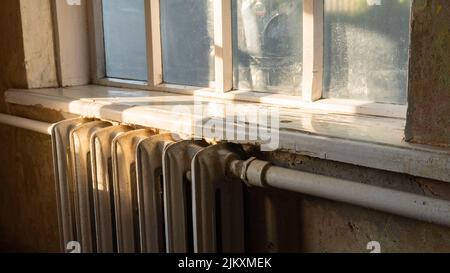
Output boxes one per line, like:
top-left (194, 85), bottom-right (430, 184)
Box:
top-left (160, 0), bottom-right (215, 87)
top-left (324, 0), bottom-right (412, 104)
top-left (233, 0), bottom-right (303, 95)
top-left (103, 0), bottom-right (147, 81)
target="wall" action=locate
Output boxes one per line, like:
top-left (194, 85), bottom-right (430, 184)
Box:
top-left (0, 0), bottom-right (449, 253)
top-left (0, 0), bottom-right (61, 252)
top-left (406, 0), bottom-right (450, 147)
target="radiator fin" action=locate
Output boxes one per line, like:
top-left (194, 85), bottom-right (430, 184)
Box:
top-left (51, 118), bottom-right (95, 252)
top-left (70, 121), bottom-right (112, 253)
top-left (191, 143), bottom-right (246, 253)
top-left (162, 140), bottom-right (209, 253)
top-left (91, 125), bottom-right (133, 253)
top-left (136, 133), bottom-right (178, 253)
top-left (112, 129), bottom-right (157, 253)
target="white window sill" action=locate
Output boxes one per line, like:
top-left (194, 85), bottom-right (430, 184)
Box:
top-left (95, 77), bottom-right (408, 119)
top-left (5, 85), bottom-right (450, 183)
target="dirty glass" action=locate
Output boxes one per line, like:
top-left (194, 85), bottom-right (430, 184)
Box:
top-left (232, 0), bottom-right (303, 95)
top-left (102, 0), bottom-right (148, 81)
top-left (323, 0), bottom-right (412, 104)
top-left (160, 0), bottom-right (215, 87)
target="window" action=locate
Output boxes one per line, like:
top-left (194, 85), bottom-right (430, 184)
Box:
top-left (102, 0), bottom-right (148, 81)
top-left (91, 0), bottom-right (412, 110)
top-left (323, 0), bottom-right (411, 105)
top-left (160, 0), bottom-right (215, 87)
top-left (233, 0), bottom-right (303, 96)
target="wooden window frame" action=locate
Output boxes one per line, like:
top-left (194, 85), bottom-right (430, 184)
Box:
top-left (54, 0), bottom-right (407, 119)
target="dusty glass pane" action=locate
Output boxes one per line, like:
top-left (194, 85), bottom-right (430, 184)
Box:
top-left (324, 0), bottom-right (412, 104)
top-left (233, 0), bottom-right (303, 95)
top-left (103, 0), bottom-right (148, 81)
top-left (160, 0), bottom-right (215, 87)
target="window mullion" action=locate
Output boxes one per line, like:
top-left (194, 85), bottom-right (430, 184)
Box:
top-left (87, 0), bottom-right (106, 82)
top-left (303, 0), bottom-right (324, 102)
top-left (145, 0), bottom-right (163, 87)
top-left (214, 0), bottom-right (233, 93)
top-left (52, 0), bottom-right (92, 86)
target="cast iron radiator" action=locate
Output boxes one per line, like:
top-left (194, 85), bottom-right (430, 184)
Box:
top-left (51, 118), bottom-right (247, 253)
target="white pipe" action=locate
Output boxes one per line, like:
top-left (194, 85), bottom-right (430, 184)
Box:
top-left (230, 159), bottom-right (450, 228)
top-left (0, 113), bottom-right (54, 135)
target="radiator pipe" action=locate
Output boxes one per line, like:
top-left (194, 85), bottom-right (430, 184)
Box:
top-left (229, 158), bottom-right (450, 228)
top-left (0, 113), bottom-right (54, 135)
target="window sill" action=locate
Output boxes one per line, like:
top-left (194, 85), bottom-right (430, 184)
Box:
top-left (5, 85), bottom-right (450, 183)
top-left (95, 77), bottom-right (407, 119)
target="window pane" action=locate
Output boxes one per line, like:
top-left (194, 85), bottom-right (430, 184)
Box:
top-left (103, 0), bottom-right (148, 81)
top-left (160, 0), bottom-right (215, 87)
top-left (324, 0), bottom-right (412, 104)
top-left (233, 0), bottom-right (303, 95)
